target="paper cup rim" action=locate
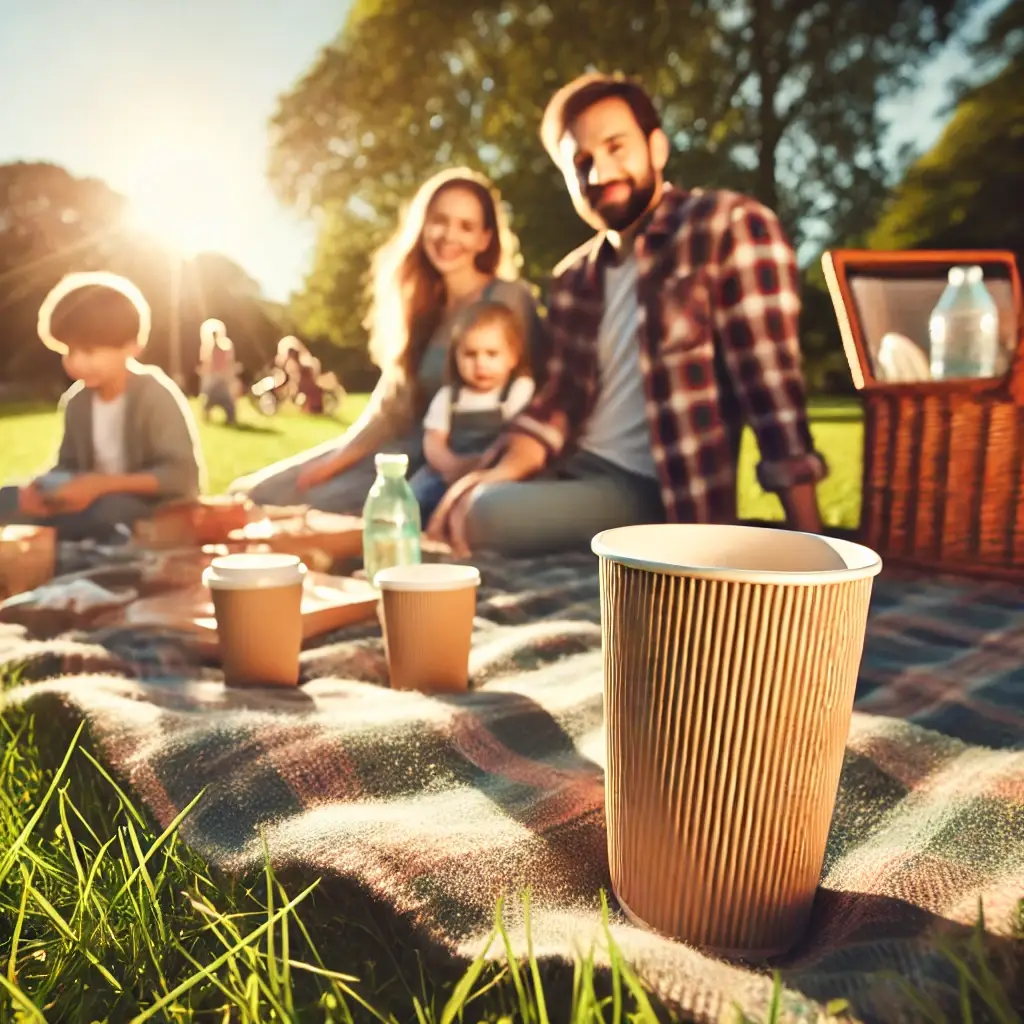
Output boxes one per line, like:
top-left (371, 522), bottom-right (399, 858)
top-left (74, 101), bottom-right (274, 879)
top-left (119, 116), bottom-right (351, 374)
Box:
top-left (591, 523), bottom-right (882, 585)
top-left (375, 563), bottom-right (481, 592)
top-left (203, 552), bottom-right (307, 591)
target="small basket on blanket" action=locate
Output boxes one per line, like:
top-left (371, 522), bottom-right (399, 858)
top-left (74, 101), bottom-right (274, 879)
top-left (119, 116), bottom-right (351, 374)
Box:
top-left (0, 525), bottom-right (56, 600)
top-left (133, 496), bottom-right (254, 549)
top-left (822, 249), bottom-right (1024, 580)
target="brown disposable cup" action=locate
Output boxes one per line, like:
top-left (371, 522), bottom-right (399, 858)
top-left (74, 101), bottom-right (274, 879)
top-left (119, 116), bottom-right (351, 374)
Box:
top-left (203, 552), bottom-right (307, 687)
top-left (376, 563), bottom-right (480, 693)
top-left (591, 523), bottom-right (883, 958)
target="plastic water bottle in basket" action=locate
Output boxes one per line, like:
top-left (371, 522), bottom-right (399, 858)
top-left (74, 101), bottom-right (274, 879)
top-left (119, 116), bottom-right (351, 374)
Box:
top-left (928, 265), bottom-right (1001, 379)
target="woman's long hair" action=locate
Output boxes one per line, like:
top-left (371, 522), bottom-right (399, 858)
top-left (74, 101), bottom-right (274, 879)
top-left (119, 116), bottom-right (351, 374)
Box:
top-left (364, 168), bottom-right (521, 388)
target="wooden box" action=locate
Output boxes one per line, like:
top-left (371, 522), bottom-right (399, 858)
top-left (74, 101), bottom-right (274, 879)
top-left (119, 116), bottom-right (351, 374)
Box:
top-left (822, 249), bottom-right (1024, 580)
top-left (133, 496), bottom-right (254, 549)
top-left (0, 526), bottom-right (56, 599)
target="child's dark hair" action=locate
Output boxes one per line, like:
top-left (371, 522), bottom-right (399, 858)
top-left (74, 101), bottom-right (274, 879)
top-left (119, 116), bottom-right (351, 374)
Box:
top-left (446, 300), bottom-right (530, 387)
top-left (37, 271), bottom-right (150, 354)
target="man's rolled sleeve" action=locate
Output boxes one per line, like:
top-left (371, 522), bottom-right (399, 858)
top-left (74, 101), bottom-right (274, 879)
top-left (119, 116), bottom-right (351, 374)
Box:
top-left (712, 198), bottom-right (828, 494)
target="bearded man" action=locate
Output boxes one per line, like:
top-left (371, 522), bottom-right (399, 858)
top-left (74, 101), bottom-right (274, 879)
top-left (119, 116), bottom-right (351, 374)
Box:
top-left (429, 72), bottom-right (828, 556)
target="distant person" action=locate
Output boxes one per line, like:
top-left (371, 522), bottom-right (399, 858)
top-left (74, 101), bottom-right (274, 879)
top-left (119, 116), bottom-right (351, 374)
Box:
top-left (228, 167), bottom-right (547, 511)
top-left (275, 336), bottom-right (305, 399)
top-left (295, 348), bottom-right (324, 414)
top-left (408, 300), bottom-right (535, 521)
top-left (0, 272), bottom-right (204, 542)
top-left (197, 317), bottom-right (238, 425)
top-left (428, 73), bottom-right (827, 556)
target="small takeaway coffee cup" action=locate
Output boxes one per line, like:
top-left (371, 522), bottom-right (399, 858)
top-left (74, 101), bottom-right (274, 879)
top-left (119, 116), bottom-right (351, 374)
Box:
top-left (202, 552), bottom-right (307, 687)
top-left (591, 523), bottom-right (882, 958)
top-left (376, 563), bottom-right (480, 693)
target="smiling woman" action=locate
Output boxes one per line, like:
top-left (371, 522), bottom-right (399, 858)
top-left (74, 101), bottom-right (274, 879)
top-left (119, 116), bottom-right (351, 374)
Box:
top-left (125, 148), bottom-right (234, 256)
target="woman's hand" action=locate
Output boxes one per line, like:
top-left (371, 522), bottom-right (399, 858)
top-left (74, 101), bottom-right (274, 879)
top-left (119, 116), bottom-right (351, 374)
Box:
top-left (297, 455), bottom-right (340, 494)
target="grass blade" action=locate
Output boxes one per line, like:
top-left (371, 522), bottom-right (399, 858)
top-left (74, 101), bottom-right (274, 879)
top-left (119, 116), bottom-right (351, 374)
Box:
top-left (0, 722), bottom-right (84, 887)
top-left (0, 972), bottom-right (47, 1023)
top-left (127, 878), bottom-right (320, 1024)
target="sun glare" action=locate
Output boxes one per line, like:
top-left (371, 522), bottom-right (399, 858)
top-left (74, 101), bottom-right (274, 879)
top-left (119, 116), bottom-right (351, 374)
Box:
top-left (126, 147), bottom-right (233, 257)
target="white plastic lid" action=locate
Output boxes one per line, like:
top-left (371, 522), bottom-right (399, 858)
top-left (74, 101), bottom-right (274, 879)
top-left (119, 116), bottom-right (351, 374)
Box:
top-left (202, 553), bottom-right (307, 591)
top-left (375, 563), bottom-right (480, 592)
top-left (591, 523), bottom-right (882, 586)
top-left (375, 453), bottom-right (409, 477)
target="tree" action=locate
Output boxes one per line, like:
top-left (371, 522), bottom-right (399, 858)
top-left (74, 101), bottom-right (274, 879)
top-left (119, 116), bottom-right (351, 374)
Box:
top-left (0, 162), bottom-right (128, 383)
top-left (271, 0), bottom-right (977, 354)
top-left (0, 161), bottom-right (289, 390)
top-left (869, 0), bottom-right (1024, 261)
top-left (288, 201), bottom-right (389, 350)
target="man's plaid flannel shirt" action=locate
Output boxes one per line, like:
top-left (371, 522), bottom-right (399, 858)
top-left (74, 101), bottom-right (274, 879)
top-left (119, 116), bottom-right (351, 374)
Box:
top-left (512, 186), bottom-right (828, 523)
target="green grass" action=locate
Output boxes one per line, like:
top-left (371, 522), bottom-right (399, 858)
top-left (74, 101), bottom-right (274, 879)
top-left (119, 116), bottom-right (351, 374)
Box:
top-left (0, 706), bottom-right (665, 1023)
top-left (0, 395), bottom-right (371, 498)
top-left (0, 708), bottom-right (1019, 1023)
top-left (0, 395), bottom-right (863, 529)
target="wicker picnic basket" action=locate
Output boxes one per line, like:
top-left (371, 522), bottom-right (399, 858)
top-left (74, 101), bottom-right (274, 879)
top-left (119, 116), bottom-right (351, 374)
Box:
top-left (822, 249), bottom-right (1024, 581)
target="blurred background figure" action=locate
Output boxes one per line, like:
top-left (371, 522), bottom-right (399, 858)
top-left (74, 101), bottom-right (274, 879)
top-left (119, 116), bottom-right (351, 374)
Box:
top-left (248, 336), bottom-right (344, 417)
top-left (197, 318), bottom-right (239, 425)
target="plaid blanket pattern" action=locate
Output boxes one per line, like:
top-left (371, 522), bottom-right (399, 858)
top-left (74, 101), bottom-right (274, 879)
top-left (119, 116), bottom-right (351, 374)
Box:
top-left (1, 551), bottom-right (1022, 1023)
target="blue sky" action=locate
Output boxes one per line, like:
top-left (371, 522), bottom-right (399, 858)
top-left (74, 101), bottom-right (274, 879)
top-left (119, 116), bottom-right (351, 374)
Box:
top-left (0, 0), bottom-right (1003, 302)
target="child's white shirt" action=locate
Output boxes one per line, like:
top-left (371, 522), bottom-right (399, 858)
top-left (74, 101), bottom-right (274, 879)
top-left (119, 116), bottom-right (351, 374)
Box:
top-left (91, 392), bottom-right (128, 475)
top-left (422, 377), bottom-right (536, 435)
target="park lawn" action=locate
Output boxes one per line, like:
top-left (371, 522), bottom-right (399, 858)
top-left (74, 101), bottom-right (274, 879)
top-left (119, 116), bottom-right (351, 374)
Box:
top-left (0, 395), bottom-right (863, 528)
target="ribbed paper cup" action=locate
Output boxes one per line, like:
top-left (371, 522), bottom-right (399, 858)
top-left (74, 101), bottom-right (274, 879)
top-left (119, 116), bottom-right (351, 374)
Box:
top-left (591, 524), bottom-right (882, 958)
top-left (203, 553), bottom-right (307, 688)
top-left (377, 563), bottom-right (480, 693)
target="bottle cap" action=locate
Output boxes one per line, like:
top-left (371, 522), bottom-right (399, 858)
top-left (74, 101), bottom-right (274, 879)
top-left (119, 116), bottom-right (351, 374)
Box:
top-left (965, 265), bottom-right (984, 284)
top-left (947, 266), bottom-right (966, 285)
top-left (375, 453), bottom-right (409, 478)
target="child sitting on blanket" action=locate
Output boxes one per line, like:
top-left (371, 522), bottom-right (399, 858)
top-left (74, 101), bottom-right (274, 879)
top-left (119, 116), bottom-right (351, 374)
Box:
top-left (0, 271), bottom-right (204, 542)
top-left (409, 301), bottom-right (535, 521)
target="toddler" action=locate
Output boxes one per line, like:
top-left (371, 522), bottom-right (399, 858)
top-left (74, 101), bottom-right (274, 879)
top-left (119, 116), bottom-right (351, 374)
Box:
top-left (409, 301), bottom-right (535, 521)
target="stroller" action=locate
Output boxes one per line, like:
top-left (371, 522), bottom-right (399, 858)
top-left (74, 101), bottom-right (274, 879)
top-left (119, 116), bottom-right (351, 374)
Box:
top-left (248, 365), bottom-right (345, 417)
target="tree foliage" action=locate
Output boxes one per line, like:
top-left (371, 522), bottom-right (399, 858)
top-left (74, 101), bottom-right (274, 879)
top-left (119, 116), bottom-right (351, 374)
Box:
top-left (270, 0), bottom-right (977, 351)
top-left (869, 0), bottom-right (1024, 261)
top-left (0, 162), bottom-right (288, 389)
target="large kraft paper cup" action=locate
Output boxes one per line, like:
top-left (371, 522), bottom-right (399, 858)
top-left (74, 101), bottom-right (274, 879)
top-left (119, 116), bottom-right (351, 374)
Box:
top-left (591, 524), bottom-right (882, 958)
top-left (203, 553), bottom-right (307, 688)
top-left (376, 563), bottom-right (480, 693)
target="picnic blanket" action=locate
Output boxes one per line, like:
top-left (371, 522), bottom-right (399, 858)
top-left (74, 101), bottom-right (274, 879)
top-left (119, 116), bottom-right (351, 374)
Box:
top-left (1, 550), bottom-right (1022, 1023)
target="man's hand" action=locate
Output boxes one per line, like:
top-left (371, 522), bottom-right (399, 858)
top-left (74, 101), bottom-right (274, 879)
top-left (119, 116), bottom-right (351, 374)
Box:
top-left (47, 474), bottom-right (109, 514)
top-left (18, 484), bottom-right (51, 519)
top-left (297, 455), bottom-right (339, 494)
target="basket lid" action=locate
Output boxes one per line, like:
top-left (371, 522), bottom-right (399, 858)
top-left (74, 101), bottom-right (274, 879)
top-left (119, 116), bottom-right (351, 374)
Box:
top-left (820, 249), bottom-right (1022, 390)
